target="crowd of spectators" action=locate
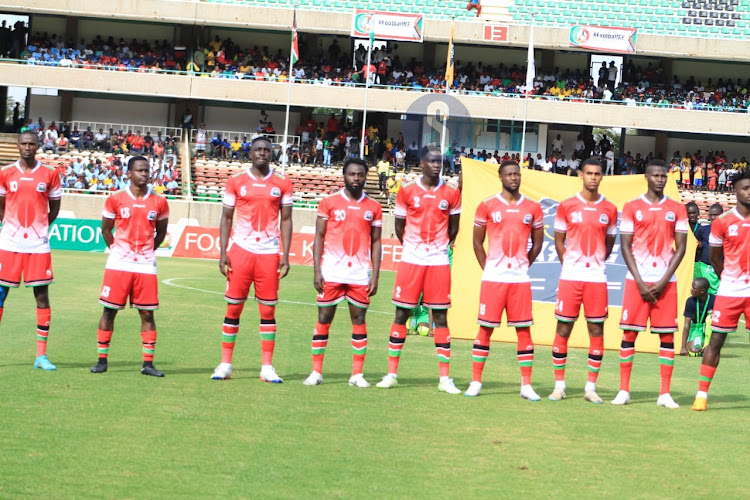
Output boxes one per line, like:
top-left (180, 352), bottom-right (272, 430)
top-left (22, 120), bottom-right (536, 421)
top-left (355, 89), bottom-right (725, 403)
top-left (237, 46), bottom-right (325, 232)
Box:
top-left (20, 118), bottom-right (181, 195)
top-left (13, 32), bottom-right (750, 113)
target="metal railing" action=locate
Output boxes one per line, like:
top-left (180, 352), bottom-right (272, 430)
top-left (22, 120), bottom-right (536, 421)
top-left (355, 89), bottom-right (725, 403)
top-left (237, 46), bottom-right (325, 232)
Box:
top-left (190, 129), bottom-right (300, 147)
top-left (71, 121), bottom-right (183, 140)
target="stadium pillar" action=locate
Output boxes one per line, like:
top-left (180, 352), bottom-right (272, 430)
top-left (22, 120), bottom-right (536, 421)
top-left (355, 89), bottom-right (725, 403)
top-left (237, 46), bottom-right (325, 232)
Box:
top-left (0, 86), bottom-right (7, 132)
top-left (541, 49), bottom-right (554, 73)
top-left (661, 58), bottom-right (673, 85)
top-left (60, 91), bottom-right (74, 123)
top-left (423, 42), bottom-right (436, 70)
top-left (65, 16), bottom-right (78, 42)
top-left (654, 130), bottom-right (669, 159)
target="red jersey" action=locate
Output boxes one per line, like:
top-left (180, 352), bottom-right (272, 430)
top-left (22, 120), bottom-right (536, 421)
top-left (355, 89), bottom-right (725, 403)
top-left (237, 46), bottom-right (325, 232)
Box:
top-left (222, 169), bottom-right (293, 255)
top-left (710, 208), bottom-right (750, 297)
top-left (102, 186), bottom-right (169, 274)
top-left (619, 195), bottom-right (688, 282)
top-left (394, 178), bottom-right (461, 266)
top-left (474, 194), bottom-right (543, 283)
top-left (317, 189), bottom-right (383, 285)
top-left (554, 193), bottom-right (618, 283)
top-left (0, 160), bottom-right (63, 253)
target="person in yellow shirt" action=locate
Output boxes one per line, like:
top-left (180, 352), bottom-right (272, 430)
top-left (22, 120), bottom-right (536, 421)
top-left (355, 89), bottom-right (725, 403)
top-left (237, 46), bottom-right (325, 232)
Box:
top-left (386, 173), bottom-right (401, 206)
top-left (377, 158), bottom-right (391, 195)
top-left (230, 137), bottom-right (242, 160)
top-left (694, 162), bottom-right (704, 189)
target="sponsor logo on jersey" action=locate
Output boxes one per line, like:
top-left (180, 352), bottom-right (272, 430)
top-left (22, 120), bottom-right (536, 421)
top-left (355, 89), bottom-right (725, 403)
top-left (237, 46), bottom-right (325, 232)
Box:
top-left (523, 214), bottom-right (533, 224)
top-left (599, 213), bottom-right (609, 224)
top-left (364, 210), bottom-right (373, 221)
top-left (147, 210), bottom-right (157, 220)
top-left (666, 211), bottom-right (675, 221)
top-left (36, 182), bottom-right (47, 193)
top-left (271, 187), bottom-right (281, 197)
top-left (438, 200), bottom-right (449, 210)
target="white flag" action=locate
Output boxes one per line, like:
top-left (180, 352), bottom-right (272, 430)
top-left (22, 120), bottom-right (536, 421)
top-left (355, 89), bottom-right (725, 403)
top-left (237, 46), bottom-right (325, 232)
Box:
top-left (525, 26), bottom-right (535, 93)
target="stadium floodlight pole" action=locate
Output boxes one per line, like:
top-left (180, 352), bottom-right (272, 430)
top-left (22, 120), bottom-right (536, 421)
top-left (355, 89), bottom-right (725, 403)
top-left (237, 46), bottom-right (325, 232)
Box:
top-left (281, 8), bottom-right (299, 175)
top-left (520, 17), bottom-right (535, 166)
top-left (359, 23), bottom-right (375, 159)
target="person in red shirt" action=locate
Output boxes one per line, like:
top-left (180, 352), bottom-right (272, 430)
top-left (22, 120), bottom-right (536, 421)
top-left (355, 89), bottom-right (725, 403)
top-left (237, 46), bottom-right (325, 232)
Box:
top-left (0, 132), bottom-right (62, 370)
top-left (548, 159), bottom-right (617, 404)
top-left (693, 169), bottom-right (750, 410)
top-left (303, 158), bottom-right (382, 387)
top-left (91, 156), bottom-right (169, 377)
top-left (211, 137), bottom-right (293, 383)
top-left (613, 159), bottom-right (688, 408)
top-left (465, 160), bottom-right (544, 399)
top-left (376, 147), bottom-right (462, 393)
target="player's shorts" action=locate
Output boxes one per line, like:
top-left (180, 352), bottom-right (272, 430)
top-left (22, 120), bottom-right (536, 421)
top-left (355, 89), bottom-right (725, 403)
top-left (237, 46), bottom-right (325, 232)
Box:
top-left (225, 245), bottom-right (280, 305)
top-left (0, 250), bottom-right (53, 287)
top-left (694, 179), bottom-right (703, 186)
top-left (711, 295), bottom-right (750, 333)
top-left (477, 281), bottom-right (533, 328)
top-left (196, 143), bottom-right (206, 151)
top-left (99, 269), bottom-right (159, 310)
top-left (317, 282), bottom-right (369, 308)
top-left (392, 262), bottom-right (451, 310)
top-left (555, 280), bottom-right (608, 323)
top-left (619, 279), bottom-right (678, 333)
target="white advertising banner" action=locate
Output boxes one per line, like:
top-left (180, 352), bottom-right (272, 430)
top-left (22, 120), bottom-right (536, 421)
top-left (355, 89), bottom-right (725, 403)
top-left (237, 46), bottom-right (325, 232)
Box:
top-left (351, 10), bottom-right (424, 42)
top-left (569, 25), bottom-right (637, 54)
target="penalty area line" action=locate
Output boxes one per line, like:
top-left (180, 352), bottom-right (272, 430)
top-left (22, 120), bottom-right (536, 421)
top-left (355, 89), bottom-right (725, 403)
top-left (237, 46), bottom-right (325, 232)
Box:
top-left (161, 277), bottom-right (392, 315)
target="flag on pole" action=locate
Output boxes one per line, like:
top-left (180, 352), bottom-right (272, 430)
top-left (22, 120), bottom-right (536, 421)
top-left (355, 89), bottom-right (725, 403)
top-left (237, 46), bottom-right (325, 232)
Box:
top-left (445, 19), bottom-right (455, 90)
top-left (525, 26), bottom-right (535, 95)
top-left (291, 10), bottom-right (299, 66)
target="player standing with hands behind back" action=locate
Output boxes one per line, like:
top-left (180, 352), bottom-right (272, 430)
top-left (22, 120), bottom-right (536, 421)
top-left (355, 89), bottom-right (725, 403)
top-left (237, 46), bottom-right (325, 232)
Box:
top-left (91, 156), bottom-right (169, 376)
top-left (211, 137), bottom-right (293, 383)
top-left (0, 132), bottom-right (62, 370)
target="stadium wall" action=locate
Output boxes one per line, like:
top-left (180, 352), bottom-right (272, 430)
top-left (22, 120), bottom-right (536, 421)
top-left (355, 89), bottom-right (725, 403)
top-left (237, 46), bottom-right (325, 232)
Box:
top-left (9, 65), bottom-right (750, 136)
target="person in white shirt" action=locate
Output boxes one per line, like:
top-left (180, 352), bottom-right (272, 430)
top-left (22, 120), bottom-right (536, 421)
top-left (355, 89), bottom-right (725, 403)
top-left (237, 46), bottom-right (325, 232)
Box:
top-left (573, 135), bottom-right (585, 154)
top-left (567, 157), bottom-right (580, 176)
top-left (605, 149), bottom-right (615, 176)
top-left (551, 134), bottom-right (563, 153)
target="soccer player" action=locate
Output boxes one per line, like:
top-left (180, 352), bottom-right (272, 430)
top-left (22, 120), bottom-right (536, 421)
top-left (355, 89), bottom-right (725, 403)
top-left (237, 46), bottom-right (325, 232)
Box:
top-left (0, 132), bottom-right (61, 370)
top-left (303, 158), bottom-right (382, 387)
top-left (692, 169), bottom-right (750, 411)
top-left (376, 146), bottom-right (461, 393)
top-left (612, 159), bottom-right (687, 408)
top-left (211, 136), bottom-right (293, 382)
top-left (465, 160), bottom-right (544, 399)
top-left (548, 158), bottom-right (617, 403)
top-left (91, 156), bottom-right (169, 376)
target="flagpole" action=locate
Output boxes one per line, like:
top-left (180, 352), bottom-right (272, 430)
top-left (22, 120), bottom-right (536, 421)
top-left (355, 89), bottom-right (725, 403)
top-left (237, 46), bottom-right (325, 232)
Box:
top-left (281, 8), bottom-right (297, 175)
top-left (359, 34), bottom-right (373, 159)
top-left (440, 17), bottom-right (455, 176)
top-left (520, 20), bottom-right (534, 166)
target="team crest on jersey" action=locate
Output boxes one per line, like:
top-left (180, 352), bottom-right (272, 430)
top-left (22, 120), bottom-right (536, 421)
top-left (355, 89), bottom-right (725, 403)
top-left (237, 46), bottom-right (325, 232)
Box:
top-left (666, 211), bottom-right (675, 222)
top-left (599, 214), bottom-right (609, 224)
top-left (270, 187), bottom-right (281, 197)
top-left (364, 211), bottom-right (373, 221)
top-left (147, 211), bottom-right (157, 221)
top-left (523, 214), bottom-right (533, 224)
top-left (438, 200), bottom-right (449, 210)
top-left (36, 183), bottom-right (47, 193)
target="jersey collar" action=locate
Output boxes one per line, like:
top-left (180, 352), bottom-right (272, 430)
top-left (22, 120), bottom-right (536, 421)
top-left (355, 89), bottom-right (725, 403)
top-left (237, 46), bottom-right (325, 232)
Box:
top-left (576, 192), bottom-right (604, 204)
top-left (126, 184), bottom-right (153, 200)
top-left (416, 176), bottom-right (443, 191)
top-left (246, 168), bottom-right (274, 180)
top-left (496, 193), bottom-right (525, 205)
top-left (640, 194), bottom-right (667, 205)
top-left (15, 160), bottom-right (41, 174)
top-left (338, 189), bottom-right (365, 203)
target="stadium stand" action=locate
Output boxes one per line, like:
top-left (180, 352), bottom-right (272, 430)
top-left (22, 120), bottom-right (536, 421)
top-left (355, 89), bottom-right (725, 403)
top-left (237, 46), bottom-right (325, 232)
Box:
top-left (509, 0), bottom-right (750, 39)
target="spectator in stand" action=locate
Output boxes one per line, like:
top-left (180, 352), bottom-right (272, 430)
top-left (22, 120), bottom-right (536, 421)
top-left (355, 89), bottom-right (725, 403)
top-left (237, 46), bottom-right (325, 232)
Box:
top-left (41, 132), bottom-right (56, 153)
top-left (467, 0), bottom-right (481, 16)
top-left (195, 123), bottom-right (207, 159)
top-left (153, 140), bottom-right (165, 162)
top-left (55, 135), bottom-right (70, 153)
top-left (230, 137), bottom-right (242, 160)
top-left (70, 127), bottom-right (82, 150)
top-left (166, 178), bottom-right (180, 195)
top-left (130, 131), bottom-right (145, 154)
top-left (143, 131), bottom-right (154, 155)
top-left (82, 127), bottom-right (94, 150)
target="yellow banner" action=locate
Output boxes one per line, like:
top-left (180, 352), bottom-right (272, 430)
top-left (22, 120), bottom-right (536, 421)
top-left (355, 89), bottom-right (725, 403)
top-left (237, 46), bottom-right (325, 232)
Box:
top-left (449, 158), bottom-right (695, 353)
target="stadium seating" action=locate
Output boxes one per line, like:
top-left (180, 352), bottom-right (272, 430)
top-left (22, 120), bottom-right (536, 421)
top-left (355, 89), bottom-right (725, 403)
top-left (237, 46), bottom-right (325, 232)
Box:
top-left (679, 186), bottom-right (737, 217)
top-left (509, 0), bottom-right (750, 39)
top-left (201, 0), bottom-right (478, 20)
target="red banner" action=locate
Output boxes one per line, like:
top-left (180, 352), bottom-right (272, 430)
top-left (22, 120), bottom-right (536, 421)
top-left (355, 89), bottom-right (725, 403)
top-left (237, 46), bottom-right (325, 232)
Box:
top-left (172, 226), bottom-right (402, 271)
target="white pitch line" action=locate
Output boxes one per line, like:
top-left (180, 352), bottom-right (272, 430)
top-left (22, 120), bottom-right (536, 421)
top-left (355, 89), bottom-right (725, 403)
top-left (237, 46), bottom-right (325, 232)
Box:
top-left (161, 277), bottom-right (392, 315)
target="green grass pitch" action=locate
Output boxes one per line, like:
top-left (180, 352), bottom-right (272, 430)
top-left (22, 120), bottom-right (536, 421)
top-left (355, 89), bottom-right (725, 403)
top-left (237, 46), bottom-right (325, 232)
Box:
top-left (1, 250), bottom-right (748, 498)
